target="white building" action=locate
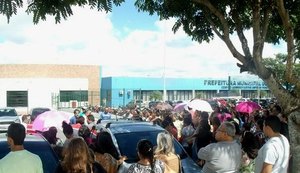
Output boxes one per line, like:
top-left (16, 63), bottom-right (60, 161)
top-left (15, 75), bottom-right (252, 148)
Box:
top-left (0, 64), bottom-right (101, 114)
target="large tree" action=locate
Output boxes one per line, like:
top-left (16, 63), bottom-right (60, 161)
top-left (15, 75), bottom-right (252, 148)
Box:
top-left (134, 1), bottom-right (300, 172)
top-left (1, 0), bottom-right (300, 171)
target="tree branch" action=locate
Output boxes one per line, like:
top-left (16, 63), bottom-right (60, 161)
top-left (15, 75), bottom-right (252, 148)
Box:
top-left (261, 5), bottom-right (272, 43)
top-left (276, 0), bottom-right (295, 82)
top-left (252, 0), bottom-right (262, 60)
top-left (192, 0), bottom-right (246, 65)
top-left (276, 0), bottom-right (300, 96)
top-left (255, 2), bottom-right (273, 79)
top-left (231, 7), bottom-right (252, 60)
top-left (264, 73), bottom-right (300, 115)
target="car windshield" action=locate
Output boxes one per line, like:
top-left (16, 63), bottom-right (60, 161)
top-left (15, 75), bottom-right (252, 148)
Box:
top-left (0, 109), bottom-right (17, 117)
top-left (114, 131), bottom-right (187, 163)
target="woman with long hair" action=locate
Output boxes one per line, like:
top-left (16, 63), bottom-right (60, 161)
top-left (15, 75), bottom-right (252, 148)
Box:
top-left (55, 138), bottom-right (106, 173)
top-left (94, 131), bottom-right (126, 173)
top-left (127, 139), bottom-right (164, 173)
top-left (155, 132), bottom-right (180, 173)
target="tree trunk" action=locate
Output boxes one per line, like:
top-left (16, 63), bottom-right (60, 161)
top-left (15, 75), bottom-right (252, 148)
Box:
top-left (288, 111), bottom-right (300, 173)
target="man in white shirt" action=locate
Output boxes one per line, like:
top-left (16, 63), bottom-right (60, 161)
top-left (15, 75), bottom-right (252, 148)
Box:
top-left (198, 121), bottom-right (241, 173)
top-left (0, 123), bottom-right (43, 173)
top-left (255, 116), bottom-right (290, 173)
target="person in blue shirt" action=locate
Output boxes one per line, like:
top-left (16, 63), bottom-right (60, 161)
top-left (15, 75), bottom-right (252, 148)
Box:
top-left (99, 107), bottom-right (112, 120)
top-left (69, 109), bottom-right (80, 125)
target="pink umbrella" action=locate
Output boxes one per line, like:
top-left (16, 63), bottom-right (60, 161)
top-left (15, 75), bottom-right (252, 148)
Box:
top-left (32, 110), bottom-right (72, 131)
top-left (235, 101), bottom-right (261, 114)
top-left (217, 113), bottom-right (232, 122)
top-left (173, 102), bottom-right (188, 112)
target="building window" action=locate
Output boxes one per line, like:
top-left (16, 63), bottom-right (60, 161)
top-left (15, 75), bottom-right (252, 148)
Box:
top-left (60, 90), bottom-right (88, 102)
top-left (7, 91), bottom-right (28, 107)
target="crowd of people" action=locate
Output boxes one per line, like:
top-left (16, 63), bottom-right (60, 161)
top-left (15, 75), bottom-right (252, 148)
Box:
top-left (0, 98), bottom-right (292, 173)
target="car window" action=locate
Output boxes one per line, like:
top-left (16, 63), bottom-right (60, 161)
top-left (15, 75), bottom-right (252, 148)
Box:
top-left (113, 131), bottom-right (187, 163)
top-left (0, 109), bottom-right (17, 117)
top-left (0, 141), bottom-right (59, 173)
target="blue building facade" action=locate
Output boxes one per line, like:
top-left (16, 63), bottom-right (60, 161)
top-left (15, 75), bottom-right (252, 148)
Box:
top-left (101, 76), bottom-right (270, 108)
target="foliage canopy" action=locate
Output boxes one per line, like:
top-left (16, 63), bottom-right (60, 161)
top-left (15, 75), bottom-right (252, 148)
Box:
top-left (0, 0), bottom-right (124, 24)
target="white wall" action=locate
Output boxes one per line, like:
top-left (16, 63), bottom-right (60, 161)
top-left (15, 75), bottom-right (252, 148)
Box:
top-left (0, 78), bottom-right (88, 113)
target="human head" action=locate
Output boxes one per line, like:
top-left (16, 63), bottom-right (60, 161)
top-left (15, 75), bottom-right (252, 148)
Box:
top-left (73, 109), bottom-right (80, 117)
top-left (215, 122), bottom-right (236, 141)
top-left (155, 132), bottom-right (175, 155)
top-left (7, 123), bottom-right (26, 145)
top-left (95, 131), bottom-right (119, 159)
top-left (199, 111), bottom-right (209, 121)
top-left (137, 139), bottom-right (154, 161)
top-left (62, 138), bottom-right (93, 171)
top-left (78, 125), bottom-right (91, 139)
top-left (62, 121), bottom-right (73, 137)
top-left (87, 114), bottom-right (95, 123)
top-left (76, 116), bottom-right (85, 125)
top-left (48, 126), bottom-right (58, 136)
top-left (270, 105), bottom-right (282, 116)
top-left (263, 116), bottom-right (281, 134)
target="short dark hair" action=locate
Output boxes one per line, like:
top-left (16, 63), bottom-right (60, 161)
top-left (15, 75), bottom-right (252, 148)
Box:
top-left (200, 111), bottom-right (209, 120)
top-left (273, 105), bottom-right (282, 113)
top-left (264, 116), bottom-right (281, 133)
top-left (7, 123), bottom-right (26, 145)
top-left (62, 121), bottom-right (73, 136)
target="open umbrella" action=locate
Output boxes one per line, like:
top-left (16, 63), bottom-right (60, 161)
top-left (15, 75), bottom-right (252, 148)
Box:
top-left (32, 110), bottom-right (72, 131)
top-left (155, 102), bottom-right (173, 111)
top-left (235, 101), bottom-right (261, 114)
top-left (187, 99), bottom-right (213, 112)
top-left (173, 102), bottom-right (188, 112)
top-left (217, 112), bottom-right (232, 122)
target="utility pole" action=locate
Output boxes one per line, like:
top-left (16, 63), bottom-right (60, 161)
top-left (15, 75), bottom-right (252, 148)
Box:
top-left (228, 75), bottom-right (231, 97)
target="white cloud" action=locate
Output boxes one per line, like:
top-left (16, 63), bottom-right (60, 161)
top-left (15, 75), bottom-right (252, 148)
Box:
top-left (0, 7), bottom-right (286, 78)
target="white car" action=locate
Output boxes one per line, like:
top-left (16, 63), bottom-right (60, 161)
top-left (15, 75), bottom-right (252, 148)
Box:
top-left (0, 107), bottom-right (21, 132)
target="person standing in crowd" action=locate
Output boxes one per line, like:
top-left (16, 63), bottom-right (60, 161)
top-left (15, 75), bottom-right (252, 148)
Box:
top-left (93, 131), bottom-right (126, 173)
top-left (62, 121), bottom-right (74, 148)
top-left (41, 126), bottom-right (59, 146)
top-left (99, 107), bottom-right (112, 120)
top-left (0, 123), bottom-right (43, 173)
top-left (162, 116), bottom-right (178, 140)
top-left (69, 109), bottom-right (80, 125)
top-left (191, 111), bottom-right (213, 162)
top-left (127, 139), bottom-right (164, 173)
top-left (198, 122), bottom-right (242, 173)
top-left (180, 115), bottom-right (195, 157)
top-left (155, 132), bottom-right (181, 173)
top-left (255, 116), bottom-right (290, 173)
top-left (55, 138), bottom-right (106, 173)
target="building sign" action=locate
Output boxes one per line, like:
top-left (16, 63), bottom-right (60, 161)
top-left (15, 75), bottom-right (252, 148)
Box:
top-left (203, 79), bottom-right (268, 90)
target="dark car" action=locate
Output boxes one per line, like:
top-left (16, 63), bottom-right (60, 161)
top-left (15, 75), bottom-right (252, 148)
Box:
top-left (29, 107), bottom-right (51, 121)
top-left (0, 107), bottom-right (20, 133)
top-left (96, 120), bottom-right (202, 173)
top-left (0, 133), bottom-right (59, 173)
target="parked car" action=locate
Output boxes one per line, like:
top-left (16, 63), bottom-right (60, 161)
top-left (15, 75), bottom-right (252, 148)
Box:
top-left (96, 120), bottom-right (202, 173)
top-left (29, 107), bottom-right (51, 121)
top-left (0, 107), bottom-right (20, 133)
top-left (0, 133), bottom-right (60, 173)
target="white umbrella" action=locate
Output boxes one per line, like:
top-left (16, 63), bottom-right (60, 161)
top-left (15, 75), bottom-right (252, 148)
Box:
top-left (187, 99), bottom-right (213, 112)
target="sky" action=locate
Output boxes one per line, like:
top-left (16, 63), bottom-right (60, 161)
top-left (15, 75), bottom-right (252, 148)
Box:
top-left (0, 1), bottom-right (286, 78)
